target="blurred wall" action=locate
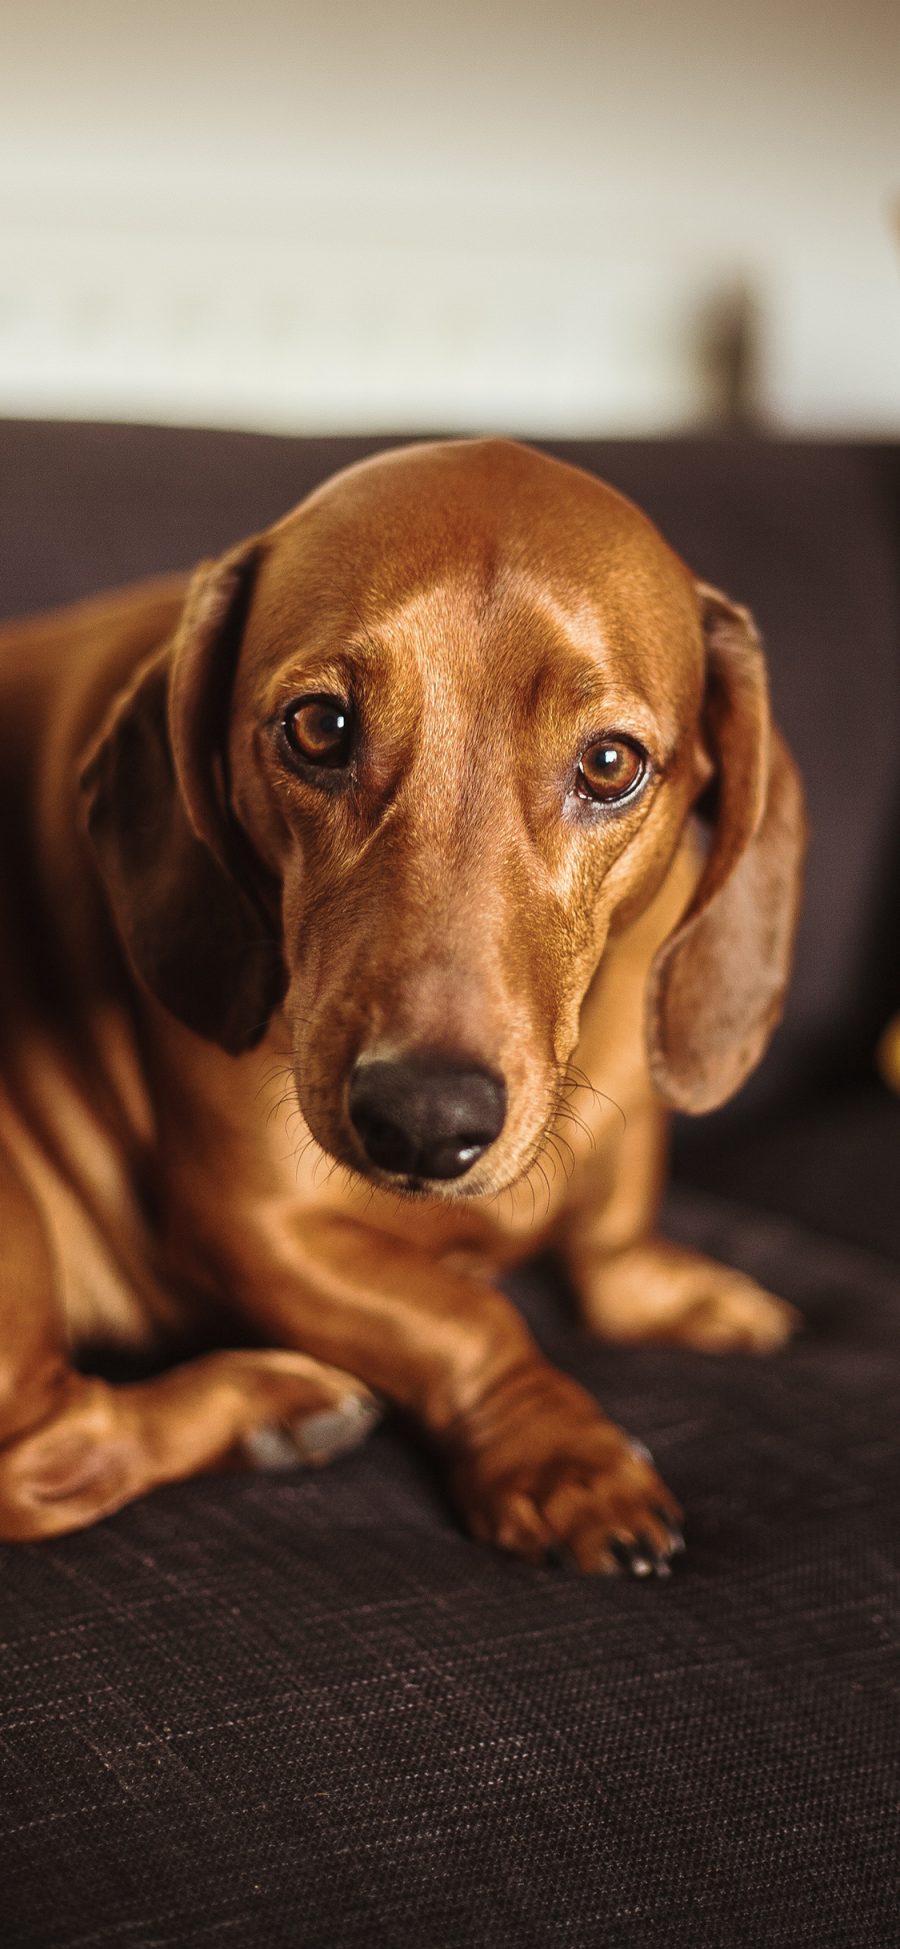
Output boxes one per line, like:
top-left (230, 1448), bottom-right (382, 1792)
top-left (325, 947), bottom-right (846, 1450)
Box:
top-left (0, 0), bottom-right (898, 434)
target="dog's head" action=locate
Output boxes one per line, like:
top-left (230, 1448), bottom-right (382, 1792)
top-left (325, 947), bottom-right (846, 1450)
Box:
top-left (81, 440), bottom-right (806, 1197)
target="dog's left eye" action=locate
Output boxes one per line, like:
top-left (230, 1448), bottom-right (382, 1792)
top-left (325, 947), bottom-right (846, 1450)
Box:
top-left (283, 695), bottom-right (354, 768)
top-left (576, 736), bottom-right (647, 804)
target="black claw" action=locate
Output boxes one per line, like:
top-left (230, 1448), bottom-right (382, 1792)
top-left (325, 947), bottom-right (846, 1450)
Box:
top-left (652, 1506), bottom-right (686, 1556)
top-left (610, 1536), bottom-right (643, 1574)
top-left (635, 1529), bottom-right (661, 1562)
top-left (635, 1531), bottom-right (669, 1576)
top-left (610, 1523), bottom-right (684, 1579)
top-left (542, 1514), bottom-right (685, 1579)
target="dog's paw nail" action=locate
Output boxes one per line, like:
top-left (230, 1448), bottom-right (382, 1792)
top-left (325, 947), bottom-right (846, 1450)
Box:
top-left (652, 1505), bottom-right (685, 1554)
top-left (610, 1536), bottom-right (644, 1575)
top-left (610, 1524), bottom-right (682, 1580)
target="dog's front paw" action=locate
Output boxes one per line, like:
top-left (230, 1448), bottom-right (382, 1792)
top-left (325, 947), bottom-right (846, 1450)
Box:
top-left (575, 1240), bottom-right (801, 1353)
top-left (447, 1363), bottom-right (682, 1577)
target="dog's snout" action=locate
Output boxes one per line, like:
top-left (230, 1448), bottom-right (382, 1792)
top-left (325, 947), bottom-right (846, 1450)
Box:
top-left (348, 1056), bottom-right (506, 1181)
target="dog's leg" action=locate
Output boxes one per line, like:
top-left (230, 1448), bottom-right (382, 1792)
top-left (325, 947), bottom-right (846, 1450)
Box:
top-left (200, 1205), bottom-right (683, 1576)
top-left (561, 1093), bottom-right (800, 1352)
top-left (0, 1138), bottom-right (378, 1540)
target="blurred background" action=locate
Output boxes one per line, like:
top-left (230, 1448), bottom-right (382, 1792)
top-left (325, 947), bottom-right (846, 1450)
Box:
top-left (1, 0), bottom-right (898, 438)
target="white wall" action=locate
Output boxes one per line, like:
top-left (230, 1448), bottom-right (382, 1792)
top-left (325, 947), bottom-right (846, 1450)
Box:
top-left (0, 0), bottom-right (898, 434)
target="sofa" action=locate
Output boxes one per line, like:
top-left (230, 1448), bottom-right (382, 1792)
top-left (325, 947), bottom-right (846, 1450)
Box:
top-left (1, 421), bottom-right (898, 1949)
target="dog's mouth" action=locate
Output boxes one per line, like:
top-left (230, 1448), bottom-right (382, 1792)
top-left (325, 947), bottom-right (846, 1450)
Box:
top-left (367, 1166), bottom-right (497, 1202)
top-left (316, 1113), bottom-right (563, 1207)
top-left (291, 1107), bottom-right (525, 1204)
top-left (333, 1145), bottom-right (506, 1203)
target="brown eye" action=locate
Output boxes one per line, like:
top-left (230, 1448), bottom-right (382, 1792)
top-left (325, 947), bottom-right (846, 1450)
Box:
top-left (576, 737), bottom-right (646, 804)
top-left (283, 694), bottom-right (353, 768)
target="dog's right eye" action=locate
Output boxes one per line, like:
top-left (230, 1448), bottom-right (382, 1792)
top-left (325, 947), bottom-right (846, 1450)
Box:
top-left (283, 695), bottom-right (354, 768)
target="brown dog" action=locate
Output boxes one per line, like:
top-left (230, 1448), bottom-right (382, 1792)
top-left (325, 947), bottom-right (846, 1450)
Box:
top-left (0, 439), bottom-right (806, 1572)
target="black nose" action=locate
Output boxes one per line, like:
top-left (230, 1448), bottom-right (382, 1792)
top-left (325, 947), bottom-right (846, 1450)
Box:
top-left (348, 1056), bottom-right (506, 1180)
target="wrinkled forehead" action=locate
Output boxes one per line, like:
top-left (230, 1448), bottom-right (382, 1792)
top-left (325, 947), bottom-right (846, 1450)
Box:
top-left (238, 443), bottom-right (705, 730)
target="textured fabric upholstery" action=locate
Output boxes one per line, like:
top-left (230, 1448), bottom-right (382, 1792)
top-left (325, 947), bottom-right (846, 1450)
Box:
top-left (1, 423), bottom-right (898, 1947)
top-left (2, 1194), bottom-right (898, 1949)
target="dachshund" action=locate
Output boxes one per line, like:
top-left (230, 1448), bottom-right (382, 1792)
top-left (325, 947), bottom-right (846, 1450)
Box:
top-left (0, 438), bottom-right (806, 1572)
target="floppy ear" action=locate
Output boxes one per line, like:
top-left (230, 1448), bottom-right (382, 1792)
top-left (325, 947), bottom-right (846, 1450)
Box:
top-left (80, 540), bottom-right (285, 1053)
top-left (646, 582), bottom-right (807, 1113)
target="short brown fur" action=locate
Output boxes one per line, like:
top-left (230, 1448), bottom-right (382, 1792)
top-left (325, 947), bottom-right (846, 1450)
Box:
top-left (0, 440), bottom-right (806, 1570)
